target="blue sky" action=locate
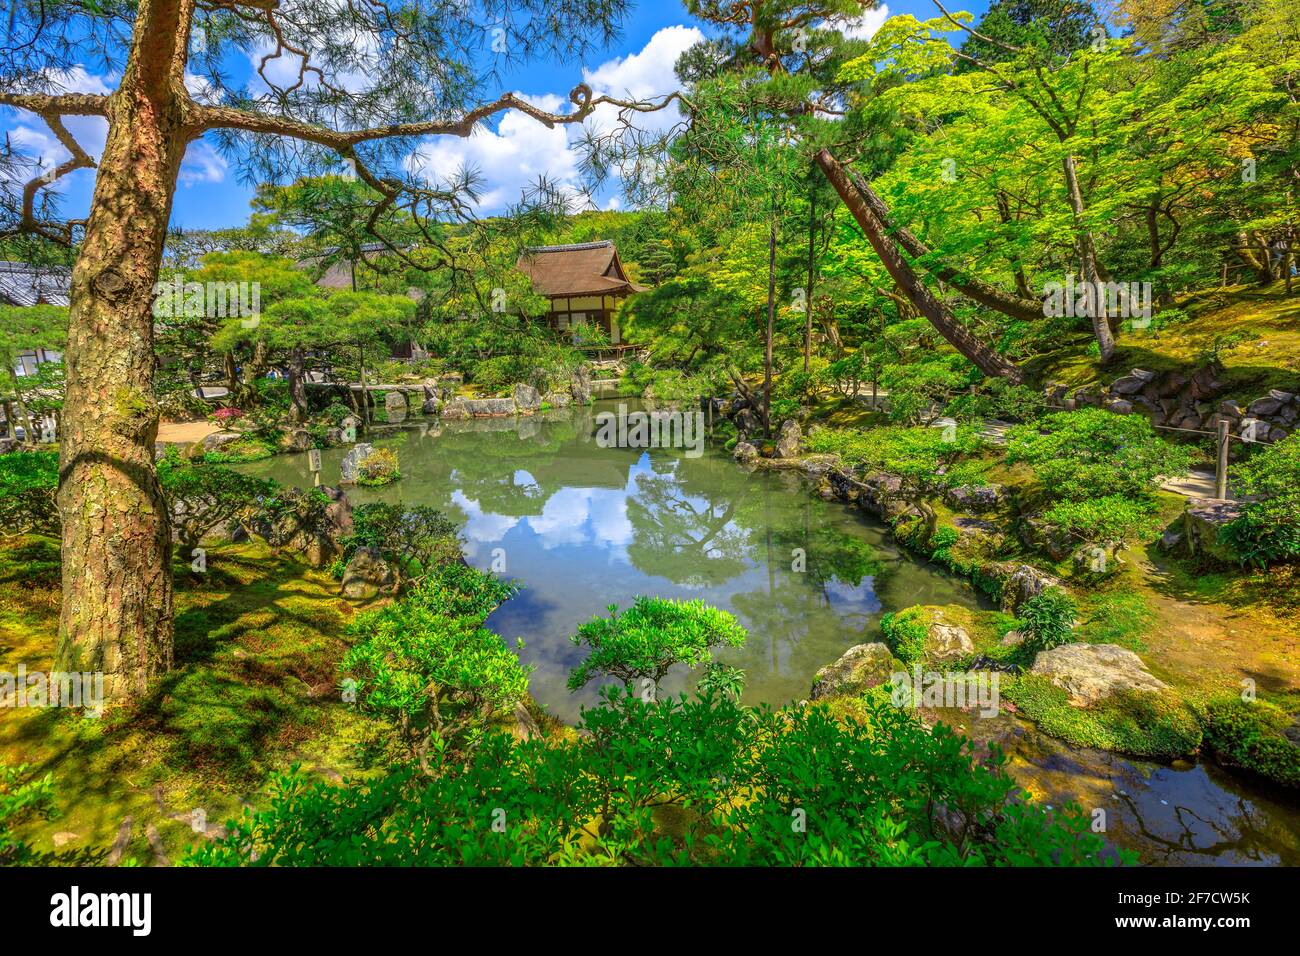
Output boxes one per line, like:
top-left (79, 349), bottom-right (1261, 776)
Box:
top-left (2, 1), bottom-right (988, 232)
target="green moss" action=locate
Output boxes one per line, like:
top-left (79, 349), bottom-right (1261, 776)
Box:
top-left (1004, 674), bottom-right (1202, 759)
top-left (1202, 696), bottom-right (1300, 789)
top-left (1074, 588), bottom-right (1154, 652)
top-left (880, 606), bottom-right (928, 666)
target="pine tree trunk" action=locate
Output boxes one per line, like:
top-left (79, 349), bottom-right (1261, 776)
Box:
top-left (815, 149), bottom-right (1025, 384)
top-left (288, 346), bottom-right (309, 423)
top-left (54, 0), bottom-right (193, 701)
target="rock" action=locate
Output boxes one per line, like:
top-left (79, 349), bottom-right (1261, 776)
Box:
top-left (774, 419), bottom-right (801, 458)
top-left (201, 430), bottom-right (242, 453)
top-left (1247, 396), bottom-right (1285, 417)
top-left (927, 619), bottom-right (975, 663)
top-left (341, 546), bottom-right (395, 600)
top-left (734, 407), bottom-right (762, 436)
top-left (999, 630), bottom-right (1026, 648)
top-left (1159, 527), bottom-right (1184, 553)
top-left (512, 383), bottom-right (542, 412)
top-left (796, 454), bottom-right (839, 477)
top-left (384, 391), bottom-right (408, 412)
top-left (543, 391), bottom-right (572, 409)
top-left (441, 397), bottom-right (516, 419)
top-left (733, 441), bottom-right (759, 463)
top-left (1183, 497), bottom-right (1245, 563)
top-left (810, 643), bottom-right (899, 700)
top-left (1109, 372), bottom-right (1151, 395)
top-left (1105, 398), bottom-right (1134, 415)
top-left (339, 413), bottom-right (362, 433)
top-left (1029, 643), bottom-right (1167, 707)
top-left (992, 563), bottom-right (1063, 613)
top-left (0, 436), bottom-right (17, 454)
top-left (421, 397), bottom-right (441, 415)
top-left (339, 442), bottom-right (375, 483)
top-left (570, 365), bottom-right (593, 405)
top-left (944, 483), bottom-right (1006, 512)
top-left (1022, 517), bottom-right (1074, 562)
top-left (320, 485), bottom-right (353, 540)
top-left (281, 428), bottom-right (313, 452)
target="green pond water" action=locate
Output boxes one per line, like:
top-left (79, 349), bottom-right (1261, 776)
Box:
top-left (239, 399), bottom-right (1300, 865)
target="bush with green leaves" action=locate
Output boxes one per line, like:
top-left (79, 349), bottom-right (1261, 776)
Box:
top-left (0, 450), bottom-right (59, 538)
top-left (356, 446), bottom-right (401, 486)
top-left (1220, 434), bottom-right (1300, 566)
top-left (345, 502), bottom-right (461, 587)
top-left (881, 607), bottom-right (929, 665)
top-left (1018, 587), bottom-right (1078, 652)
top-left (1005, 408), bottom-right (1194, 504)
top-left (157, 449), bottom-right (277, 551)
top-left (1039, 496), bottom-right (1163, 550)
top-left (343, 564), bottom-right (528, 771)
top-left (1202, 696), bottom-right (1300, 789)
top-left (0, 763), bottom-right (57, 866)
top-left (567, 597), bottom-right (747, 694)
top-left (188, 690), bottom-right (1120, 867)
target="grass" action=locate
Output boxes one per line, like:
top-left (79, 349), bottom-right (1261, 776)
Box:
top-left (0, 536), bottom-right (392, 865)
top-left (1027, 282), bottom-right (1300, 402)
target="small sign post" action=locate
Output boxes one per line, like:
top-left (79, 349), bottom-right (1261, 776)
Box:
top-left (308, 448), bottom-right (322, 486)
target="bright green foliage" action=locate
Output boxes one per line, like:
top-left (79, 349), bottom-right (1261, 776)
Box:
top-left (1202, 696), bottom-right (1300, 789)
top-left (567, 596), bottom-right (747, 692)
top-left (345, 503), bottom-right (460, 586)
top-left (355, 446), bottom-right (401, 486)
top-left (1221, 434), bottom-right (1300, 566)
top-left (1040, 495), bottom-right (1163, 547)
top-left (1018, 587), bottom-right (1078, 652)
top-left (1006, 409), bottom-right (1194, 503)
top-left (0, 763), bottom-right (57, 866)
top-left (0, 451), bottom-right (59, 537)
top-left (696, 661), bottom-right (746, 702)
top-left (188, 690), bottom-right (1120, 866)
top-left (343, 565), bottom-right (528, 769)
top-left (881, 607), bottom-right (930, 666)
top-left (157, 449), bottom-right (277, 550)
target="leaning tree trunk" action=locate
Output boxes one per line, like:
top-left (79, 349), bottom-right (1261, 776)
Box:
top-left (847, 168), bottom-right (1044, 322)
top-left (54, 0), bottom-right (193, 701)
top-left (815, 150), bottom-right (1025, 384)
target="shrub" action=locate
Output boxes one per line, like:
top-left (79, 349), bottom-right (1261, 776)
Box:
top-left (356, 447), bottom-right (400, 486)
top-left (1202, 696), bottom-right (1300, 789)
top-left (189, 691), bottom-right (1121, 867)
top-left (0, 763), bottom-right (57, 866)
top-left (1220, 434), bottom-right (1300, 566)
top-left (345, 503), bottom-right (461, 586)
top-left (343, 564), bottom-right (528, 771)
top-left (567, 597), bottom-right (747, 693)
top-left (1039, 495), bottom-right (1162, 548)
top-left (1005, 408), bottom-right (1194, 503)
top-left (881, 607), bottom-right (929, 666)
top-left (157, 449), bottom-right (277, 551)
top-left (1018, 587), bottom-right (1078, 651)
top-left (0, 451), bottom-right (59, 538)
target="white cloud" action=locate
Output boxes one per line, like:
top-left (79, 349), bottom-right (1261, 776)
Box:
top-left (178, 140), bottom-right (228, 186)
top-left (836, 4), bottom-right (890, 40)
top-left (403, 25), bottom-right (703, 214)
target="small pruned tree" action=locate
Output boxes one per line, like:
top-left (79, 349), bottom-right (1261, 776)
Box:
top-left (567, 596), bottom-right (747, 696)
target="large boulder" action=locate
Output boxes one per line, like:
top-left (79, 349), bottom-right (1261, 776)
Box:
top-left (512, 383), bottom-right (542, 412)
top-left (340, 546), bottom-right (395, 600)
top-left (339, 442), bottom-right (375, 483)
top-left (944, 483), bottom-right (1007, 513)
top-left (774, 419), bottom-right (801, 458)
top-left (570, 365), bottom-right (594, 405)
top-left (320, 485), bottom-right (354, 540)
top-left (1029, 642), bottom-right (1167, 707)
top-left (811, 643), bottom-right (900, 700)
top-left (925, 616), bottom-right (975, 664)
top-left (733, 441), bottom-right (759, 463)
top-left (543, 390), bottom-right (572, 409)
top-left (990, 563), bottom-right (1062, 613)
top-left (201, 430), bottom-right (242, 453)
top-left (280, 428), bottom-right (313, 453)
top-left (1183, 497), bottom-right (1244, 563)
top-left (384, 391), bottom-right (408, 413)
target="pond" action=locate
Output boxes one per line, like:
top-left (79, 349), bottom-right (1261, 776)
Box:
top-left (242, 399), bottom-right (983, 722)
top-left (239, 399), bottom-right (1300, 865)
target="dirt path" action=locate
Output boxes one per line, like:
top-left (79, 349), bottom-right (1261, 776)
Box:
top-left (1135, 553), bottom-right (1300, 694)
top-left (156, 420), bottom-right (220, 444)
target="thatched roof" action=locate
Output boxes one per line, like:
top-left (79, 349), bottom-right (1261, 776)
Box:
top-left (516, 241), bottom-right (645, 299)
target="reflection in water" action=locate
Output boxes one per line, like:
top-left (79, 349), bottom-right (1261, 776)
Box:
top-left (240, 401), bottom-right (1300, 866)
top-left (241, 401), bottom-right (983, 722)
